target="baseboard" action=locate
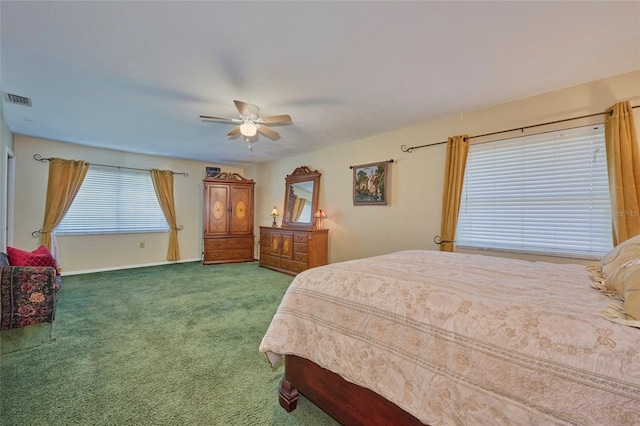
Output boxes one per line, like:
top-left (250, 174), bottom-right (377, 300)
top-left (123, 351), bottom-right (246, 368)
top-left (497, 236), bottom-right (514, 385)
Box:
top-left (61, 258), bottom-right (202, 276)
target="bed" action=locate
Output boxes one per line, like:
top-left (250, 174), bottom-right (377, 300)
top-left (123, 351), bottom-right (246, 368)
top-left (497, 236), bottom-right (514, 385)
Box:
top-left (259, 250), bottom-right (640, 425)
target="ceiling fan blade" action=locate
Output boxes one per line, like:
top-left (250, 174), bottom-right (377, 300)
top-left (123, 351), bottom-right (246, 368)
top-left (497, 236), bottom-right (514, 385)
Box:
top-left (234, 100), bottom-right (250, 116)
top-left (227, 126), bottom-right (241, 137)
top-left (234, 100), bottom-right (261, 118)
top-left (199, 115), bottom-right (240, 123)
top-left (259, 114), bottom-right (293, 124)
top-left (258, 125), bottom-right (280, 139)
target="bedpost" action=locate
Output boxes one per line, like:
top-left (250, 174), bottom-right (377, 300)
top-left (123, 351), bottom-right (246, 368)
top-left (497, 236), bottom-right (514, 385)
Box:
top-left (278, 376), bottom-right (299, 412)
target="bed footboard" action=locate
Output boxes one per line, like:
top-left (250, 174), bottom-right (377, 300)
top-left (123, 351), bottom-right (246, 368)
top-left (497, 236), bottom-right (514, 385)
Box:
top-left (280, 355), bottom-right (425, 426)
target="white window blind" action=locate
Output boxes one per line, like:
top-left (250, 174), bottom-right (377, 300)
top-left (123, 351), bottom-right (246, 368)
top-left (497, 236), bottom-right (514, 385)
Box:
top-left (56, 166), bottom-right (169, 235)
top-left (456, 125), bottom-right (613, 259)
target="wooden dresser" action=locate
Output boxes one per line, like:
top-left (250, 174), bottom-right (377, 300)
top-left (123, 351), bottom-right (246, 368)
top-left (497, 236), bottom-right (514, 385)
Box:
top-left (203, 173), bottom-right (255, 265)
top-left (259, 226), bottom-right (328, 275)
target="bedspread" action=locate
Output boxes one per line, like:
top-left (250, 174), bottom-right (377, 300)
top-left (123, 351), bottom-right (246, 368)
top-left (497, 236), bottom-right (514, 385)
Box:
top-left (259, 250), bottom-right (640, 425)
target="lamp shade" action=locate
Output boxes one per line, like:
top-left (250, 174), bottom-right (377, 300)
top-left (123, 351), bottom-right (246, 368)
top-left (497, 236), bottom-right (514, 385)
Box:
top-left (271, 207), bottom-right (279, 217)
top-left (240, 122), bottom-right (258, 137)
top-left (314, 209), bottom-right (327, 229)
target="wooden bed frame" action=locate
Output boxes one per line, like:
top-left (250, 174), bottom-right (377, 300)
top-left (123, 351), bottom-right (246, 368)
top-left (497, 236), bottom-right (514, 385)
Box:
top-left (278, 355), bottom-right (425, 426)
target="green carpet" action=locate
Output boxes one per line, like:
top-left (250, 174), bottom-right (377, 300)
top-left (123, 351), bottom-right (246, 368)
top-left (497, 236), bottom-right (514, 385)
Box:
top-left (0, 261), bottom-right (339, 426)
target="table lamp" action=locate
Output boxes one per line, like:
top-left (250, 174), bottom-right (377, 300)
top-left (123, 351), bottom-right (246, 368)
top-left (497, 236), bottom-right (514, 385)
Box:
top-left (314, 209), bottom-right (327, 229)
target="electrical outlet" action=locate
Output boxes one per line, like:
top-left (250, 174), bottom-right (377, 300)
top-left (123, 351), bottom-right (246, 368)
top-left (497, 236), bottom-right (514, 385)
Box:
top-left (139, 242), bottom-right (145, 248)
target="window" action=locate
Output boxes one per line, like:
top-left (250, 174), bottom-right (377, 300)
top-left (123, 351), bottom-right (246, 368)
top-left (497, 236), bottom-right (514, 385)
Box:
top-left (456, 125), bottom-right (612, 259)
top-left (56, 166), bottom-right (168, 235)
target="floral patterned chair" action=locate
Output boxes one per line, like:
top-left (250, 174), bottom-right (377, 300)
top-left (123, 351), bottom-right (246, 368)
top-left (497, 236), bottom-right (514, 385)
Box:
top-left (0, 250), bottom-right (60, 335)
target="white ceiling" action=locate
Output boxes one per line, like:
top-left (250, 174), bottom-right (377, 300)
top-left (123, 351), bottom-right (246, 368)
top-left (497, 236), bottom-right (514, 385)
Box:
top-left (1, 1), bottom-right (639, 165)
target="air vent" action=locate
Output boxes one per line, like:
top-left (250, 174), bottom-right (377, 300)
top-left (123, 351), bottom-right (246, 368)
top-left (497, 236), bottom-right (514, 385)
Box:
top-left (3, 93), bottom-right (32, 107)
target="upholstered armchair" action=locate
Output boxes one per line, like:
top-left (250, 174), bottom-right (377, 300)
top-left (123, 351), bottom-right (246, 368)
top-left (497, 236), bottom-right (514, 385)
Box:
top-left (0, 251), bottom-right (60, 331)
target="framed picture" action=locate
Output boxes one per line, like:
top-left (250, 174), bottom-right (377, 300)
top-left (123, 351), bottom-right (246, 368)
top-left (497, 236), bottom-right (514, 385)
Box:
top-left (206, 166), bottom-right (221, 178)
top-left (352, 161), bottom-right (389, 205)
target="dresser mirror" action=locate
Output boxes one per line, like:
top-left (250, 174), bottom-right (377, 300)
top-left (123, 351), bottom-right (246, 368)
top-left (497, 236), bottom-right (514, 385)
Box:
top-left (282, 166), bottom-right (321, 229)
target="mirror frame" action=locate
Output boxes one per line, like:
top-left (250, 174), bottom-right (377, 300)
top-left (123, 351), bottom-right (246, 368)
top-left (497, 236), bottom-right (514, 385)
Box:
top-left (282, 166), bottom-right (321, 229)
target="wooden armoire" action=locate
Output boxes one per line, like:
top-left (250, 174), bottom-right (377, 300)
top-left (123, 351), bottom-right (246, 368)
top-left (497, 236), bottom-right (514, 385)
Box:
top-left (203, 173), bottom-right (255, 264)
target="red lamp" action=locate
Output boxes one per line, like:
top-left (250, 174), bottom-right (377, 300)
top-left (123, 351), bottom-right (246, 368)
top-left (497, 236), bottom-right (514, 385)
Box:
top-left (314, 209), bottom-right (327, 229)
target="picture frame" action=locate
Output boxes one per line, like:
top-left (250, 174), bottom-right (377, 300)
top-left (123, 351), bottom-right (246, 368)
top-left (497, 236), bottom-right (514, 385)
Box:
top-left (206, 166), bottom-right (221, 178)
top-left (352, 161), bottom-right (389, 205)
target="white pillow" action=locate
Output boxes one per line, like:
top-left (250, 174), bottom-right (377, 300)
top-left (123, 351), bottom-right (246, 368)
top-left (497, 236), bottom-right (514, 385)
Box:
top-left (605, 258), bottom-right (640, 321)
top-left (600, 233), bottom-right (640, 277)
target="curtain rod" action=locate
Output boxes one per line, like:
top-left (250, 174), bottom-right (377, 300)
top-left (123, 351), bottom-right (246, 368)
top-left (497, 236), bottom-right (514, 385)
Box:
top-left (401, 104), bottom-right (640, 153)
top-left (33, 154), bottom-right (189, 176)
top-left (349, 159), bottom-right (394, 169)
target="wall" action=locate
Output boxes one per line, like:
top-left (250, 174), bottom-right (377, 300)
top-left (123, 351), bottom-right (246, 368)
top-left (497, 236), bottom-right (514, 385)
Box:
top-left (12, 136), bottom-right (246, 273)
top-left (255, 70), bottom-right (640, 265)
top-left (8, 71), bottom-right (640, 272)
top-left (0, 101), bottom-right (14, 250)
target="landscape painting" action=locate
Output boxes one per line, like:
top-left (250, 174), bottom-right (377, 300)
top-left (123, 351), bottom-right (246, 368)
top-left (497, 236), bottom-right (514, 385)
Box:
top-left (352, 161), bottom-right (389, 205)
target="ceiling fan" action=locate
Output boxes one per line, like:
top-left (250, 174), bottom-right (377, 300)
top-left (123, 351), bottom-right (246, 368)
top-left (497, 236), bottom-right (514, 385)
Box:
top-left (199, 100), bottom-right (293, 147)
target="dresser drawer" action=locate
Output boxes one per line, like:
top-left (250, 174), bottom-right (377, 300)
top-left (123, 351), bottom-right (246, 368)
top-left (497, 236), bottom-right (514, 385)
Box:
top-left (293, 233), bottom-right (308, 243)
top-left (280, 259), bottom-right (307, 274)
top-left (260, 245), bottom-right (270, 256)
top-left (205, 237), bottom-right (253, 250)
top-left (205, 248), bottom-right (253, 261)
top-left (293, 252), bottom-right (308, 263)
top-left (259, 236), bottom-right (270, 247)
top-left (260, 255), bottom-right (281, 268)
top-left (293, 243), bottom-right (308, 253)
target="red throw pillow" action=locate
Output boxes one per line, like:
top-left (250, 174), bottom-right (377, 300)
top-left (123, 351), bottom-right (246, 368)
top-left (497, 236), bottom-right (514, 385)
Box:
top-left (7, 246), bottom-right (59, 273)
top-left (32, 246), bottom-right (59, 274)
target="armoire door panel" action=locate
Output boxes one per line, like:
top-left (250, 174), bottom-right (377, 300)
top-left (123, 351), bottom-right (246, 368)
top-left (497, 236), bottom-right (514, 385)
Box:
top-left (230, 186), bottom-right (253, 235)
top-left (204, 185), bottom-right (229, 236)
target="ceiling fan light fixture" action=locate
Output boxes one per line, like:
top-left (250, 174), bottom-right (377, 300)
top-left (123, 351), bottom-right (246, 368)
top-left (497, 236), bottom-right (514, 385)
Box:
top-left (240, 122), bottom-right (258, 137)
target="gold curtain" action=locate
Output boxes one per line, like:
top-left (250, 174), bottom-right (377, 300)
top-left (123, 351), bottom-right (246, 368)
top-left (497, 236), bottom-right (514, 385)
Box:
top-left (439, 135), bottom-right (470, 252)
top-left (150, 169), bottom-right (181, 261)
top-left (605, 101), bottom-right (640, 246)
top-left (41, 158), bottom-right (89, 257)
top-left (292, 197), bottom-right (307, 221)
